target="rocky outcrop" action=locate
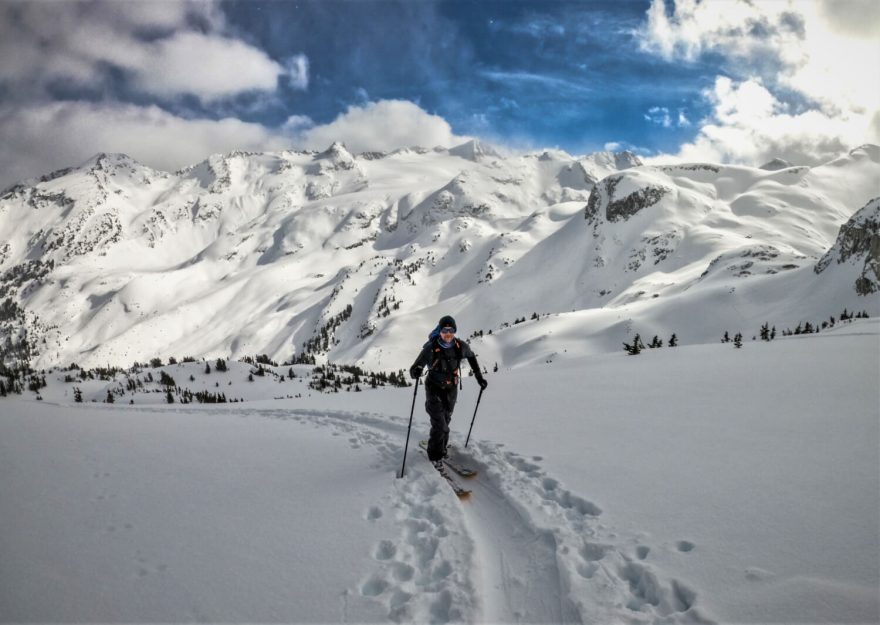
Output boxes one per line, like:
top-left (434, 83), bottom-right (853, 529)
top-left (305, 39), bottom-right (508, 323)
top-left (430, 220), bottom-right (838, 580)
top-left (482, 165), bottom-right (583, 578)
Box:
top-left (815, 197), bottom-right (880, 294)
top-left (585, 174), bottom-right (670, 223)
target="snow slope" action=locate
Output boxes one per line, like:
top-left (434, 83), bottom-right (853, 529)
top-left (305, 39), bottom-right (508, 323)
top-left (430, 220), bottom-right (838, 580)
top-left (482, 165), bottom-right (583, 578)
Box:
top-left (0, 143), bottom-right (878, 371)
top-left (2, 319), bottom-right (877, 623)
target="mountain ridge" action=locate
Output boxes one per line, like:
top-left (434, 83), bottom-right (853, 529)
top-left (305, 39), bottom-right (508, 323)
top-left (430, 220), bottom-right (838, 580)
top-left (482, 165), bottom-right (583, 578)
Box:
top-left (1, 141), bottom-right (878, 371)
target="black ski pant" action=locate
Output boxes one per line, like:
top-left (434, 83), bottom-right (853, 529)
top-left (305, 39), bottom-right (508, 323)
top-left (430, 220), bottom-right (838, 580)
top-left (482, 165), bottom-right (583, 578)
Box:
top-left (425, 382), bottom-right (457, 462)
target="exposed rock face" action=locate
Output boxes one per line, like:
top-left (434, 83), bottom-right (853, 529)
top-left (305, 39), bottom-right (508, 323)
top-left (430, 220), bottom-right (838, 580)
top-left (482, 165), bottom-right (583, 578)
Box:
top-left (585, 174), bottom-right (670, 223)
top-left (815, 197), bottom-right (880, 294)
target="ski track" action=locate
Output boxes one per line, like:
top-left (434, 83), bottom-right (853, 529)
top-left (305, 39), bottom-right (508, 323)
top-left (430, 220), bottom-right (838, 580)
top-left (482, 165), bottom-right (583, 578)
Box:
top-left (132, 405), bottom-right (715, 624)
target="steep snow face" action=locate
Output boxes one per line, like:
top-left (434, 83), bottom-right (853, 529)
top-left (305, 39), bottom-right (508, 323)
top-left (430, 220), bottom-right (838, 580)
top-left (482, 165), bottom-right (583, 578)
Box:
top-left (0, 142), bottom-right (878, 370)
top-left (816, 197), bottom-right (880, 294)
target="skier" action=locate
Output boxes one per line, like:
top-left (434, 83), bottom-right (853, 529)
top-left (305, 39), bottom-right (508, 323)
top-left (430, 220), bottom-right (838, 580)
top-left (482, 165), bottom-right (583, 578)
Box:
top-left (409, 315), bottom-right (488, 469)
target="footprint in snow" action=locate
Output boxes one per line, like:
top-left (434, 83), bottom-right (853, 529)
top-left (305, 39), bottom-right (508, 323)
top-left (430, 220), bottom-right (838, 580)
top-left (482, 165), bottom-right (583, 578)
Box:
top-left (366, 506), bottom-right (383, 521)
top-left (374, 540), bottom-right (396, 561)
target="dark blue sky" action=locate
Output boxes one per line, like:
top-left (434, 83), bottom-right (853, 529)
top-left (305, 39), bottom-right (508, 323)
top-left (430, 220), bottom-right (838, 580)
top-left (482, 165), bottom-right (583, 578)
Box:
top-left (219, 0), bottom-right (716, 155)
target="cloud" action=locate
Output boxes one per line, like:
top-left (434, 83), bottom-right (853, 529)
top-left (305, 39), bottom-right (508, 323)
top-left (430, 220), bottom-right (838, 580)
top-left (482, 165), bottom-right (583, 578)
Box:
top-left (647, 77), bottom-right (869, 166)
top-left (290, 100), bottom-right (470, 153)
top-left (645, 106), bottom-right (691, 128)
top-left (0, 99), bottom-right (473, 189)
top-left (125, 32), bottom-right (287, 100)
top-left (481, 70), bottom-right (593, 96)
top-left (0, 101), bottom-right (290, 189)
top-left (0, 0), bottom-right (303, 102)
top-left (639, 0), bottom-right (880, 165)
top-left (284, 54), bottom-right (310, 91)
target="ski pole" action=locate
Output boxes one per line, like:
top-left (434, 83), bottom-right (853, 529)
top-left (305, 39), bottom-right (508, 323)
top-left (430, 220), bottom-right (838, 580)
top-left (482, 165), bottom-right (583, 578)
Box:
top-left (464, 386), bottom-right (484, 448)
top-left (398, 376), bottom-right (420, 478)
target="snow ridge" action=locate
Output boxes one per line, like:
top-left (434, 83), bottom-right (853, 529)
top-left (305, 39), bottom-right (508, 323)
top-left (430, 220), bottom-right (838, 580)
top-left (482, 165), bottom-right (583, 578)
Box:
top-left (0, 142), bottom-right (878, 371)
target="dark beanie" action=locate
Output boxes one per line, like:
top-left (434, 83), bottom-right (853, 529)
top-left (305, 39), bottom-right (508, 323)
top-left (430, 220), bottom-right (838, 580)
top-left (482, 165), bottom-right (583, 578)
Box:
top-left (438, 315), bottom-right (457, 331)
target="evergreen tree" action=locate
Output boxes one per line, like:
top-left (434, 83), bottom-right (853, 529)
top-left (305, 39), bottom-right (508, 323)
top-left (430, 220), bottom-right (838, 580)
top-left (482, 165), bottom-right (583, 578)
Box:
top-left (760, 323), bottom-right (770, 341)
top-left (205, 362), bottom-right (211, 374)
top-left (734, 333), bottom-right (743, 348)
top-left (288, 367), bottom-right (295, 379)
top-left (166, 389), bottom-right (174, 404)
top-left (722, 331), bottom-right (731, 343)
top-left (648, 335), bottom-right (663, 348)
top-left (624, 334), bottom-right (645, 355)
top-left (106, 390), bottom-right (115, 403)
top-left (215, 358), bottom-right (228, 372)
top-left (74, 387), bottom-right (83, 403)
top-left (669, 333), bottom-right (678, 347)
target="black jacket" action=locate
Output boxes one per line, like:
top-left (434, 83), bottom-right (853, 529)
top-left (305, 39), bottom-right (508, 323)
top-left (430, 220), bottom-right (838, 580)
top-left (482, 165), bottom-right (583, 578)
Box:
top-left (411, 337), bottom-right (484, 389)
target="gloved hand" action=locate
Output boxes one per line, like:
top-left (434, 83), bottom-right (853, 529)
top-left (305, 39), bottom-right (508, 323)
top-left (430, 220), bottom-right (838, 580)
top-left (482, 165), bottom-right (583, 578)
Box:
top-left (476, 377), bottom-right (488, 390)
top-left (410, 365), bottom-right (423, 379)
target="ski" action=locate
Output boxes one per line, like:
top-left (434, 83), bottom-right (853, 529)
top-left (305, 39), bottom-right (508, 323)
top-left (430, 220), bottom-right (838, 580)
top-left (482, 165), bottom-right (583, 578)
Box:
top-left (417, 442), bottom-right (471, 498)
top-left (434, 462), bottom-right (471, 499)
top-left (419, 440), bottom-right (478, 478)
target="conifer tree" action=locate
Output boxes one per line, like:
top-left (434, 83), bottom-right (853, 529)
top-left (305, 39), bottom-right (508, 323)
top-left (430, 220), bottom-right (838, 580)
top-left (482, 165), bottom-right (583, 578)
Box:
top-left (624, 333), bottom-right (645, 355)
top-left (106, 390), bottom-right (114, 403)
top-left (205, 362), bottom-right (211, 374)
top-left (734, 332), bottom-right (743, 348)
top-left (669, 333), bottom-right (678, 347)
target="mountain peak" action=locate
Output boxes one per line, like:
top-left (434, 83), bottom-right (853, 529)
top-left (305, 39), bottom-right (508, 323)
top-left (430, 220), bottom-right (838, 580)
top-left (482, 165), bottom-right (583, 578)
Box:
top-left (82, 152), bottom-right (143, 170)
top-left (759, 158), bottom-right (793, 171)
top-left (448, 139), bottom-right (502, 162)
top-left (315, 142), bottom-right (357, 170)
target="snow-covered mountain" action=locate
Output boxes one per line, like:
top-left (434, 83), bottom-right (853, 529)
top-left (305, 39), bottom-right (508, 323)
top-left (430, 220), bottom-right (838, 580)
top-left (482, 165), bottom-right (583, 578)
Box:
top-left (1, 142), bottom-right (878, 370)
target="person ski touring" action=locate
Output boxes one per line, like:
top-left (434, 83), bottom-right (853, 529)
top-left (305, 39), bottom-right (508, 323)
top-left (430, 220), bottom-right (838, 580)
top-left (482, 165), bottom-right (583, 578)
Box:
top-left (409, 315), bottom-right (488, 470)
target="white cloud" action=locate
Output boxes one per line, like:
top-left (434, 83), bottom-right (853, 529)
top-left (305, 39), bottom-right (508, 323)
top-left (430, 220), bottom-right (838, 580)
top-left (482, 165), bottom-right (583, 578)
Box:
top-left (645, 106), bottom-right (690, 128)
top-left (640, 0), bottom-right (880, 165)
top-left (0, 0), bottom-right (303, 102)
top-left (0, 99), bottom-right (473, 189)
top-left (292, 100), bottom-right (470, 153)
top-left (647, 77), bottom-right (869, 166)
top-left (0, 102), bottom-right (290, 189)
top-left (281, 115), bottom-right (315, 135)
top-left (285, 54), bottom-right (310, 91)
top-left (125, 32), bottom-right (286, 100)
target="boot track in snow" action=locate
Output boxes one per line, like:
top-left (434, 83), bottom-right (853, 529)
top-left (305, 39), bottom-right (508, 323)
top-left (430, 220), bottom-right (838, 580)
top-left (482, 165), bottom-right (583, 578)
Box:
top-left (228, 406), bottom-right (713, 624)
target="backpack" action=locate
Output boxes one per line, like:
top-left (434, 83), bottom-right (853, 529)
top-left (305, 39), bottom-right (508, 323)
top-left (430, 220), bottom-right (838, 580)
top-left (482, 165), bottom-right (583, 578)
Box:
top-left (426, 337), bottom-right (463, 388)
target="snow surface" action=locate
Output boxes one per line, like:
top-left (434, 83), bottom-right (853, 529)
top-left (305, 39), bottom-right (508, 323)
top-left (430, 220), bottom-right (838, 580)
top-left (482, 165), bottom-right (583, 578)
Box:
top-left (2, 319), bottom-right (878, 623)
